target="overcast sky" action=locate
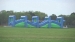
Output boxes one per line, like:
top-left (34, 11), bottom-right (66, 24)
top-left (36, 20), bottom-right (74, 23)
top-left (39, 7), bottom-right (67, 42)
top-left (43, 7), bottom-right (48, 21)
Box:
top-left (0, 0), bottom-right (75, 16)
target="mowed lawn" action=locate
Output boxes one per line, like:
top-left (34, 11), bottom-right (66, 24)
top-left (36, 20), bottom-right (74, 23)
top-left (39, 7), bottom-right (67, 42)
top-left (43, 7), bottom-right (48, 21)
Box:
top-left (0, 27), bottom-right (75, 42)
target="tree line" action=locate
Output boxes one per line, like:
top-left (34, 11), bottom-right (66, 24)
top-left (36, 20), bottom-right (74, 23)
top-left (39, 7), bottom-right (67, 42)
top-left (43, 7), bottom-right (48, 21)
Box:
top-left (0, 10), bottom-right (75, 28)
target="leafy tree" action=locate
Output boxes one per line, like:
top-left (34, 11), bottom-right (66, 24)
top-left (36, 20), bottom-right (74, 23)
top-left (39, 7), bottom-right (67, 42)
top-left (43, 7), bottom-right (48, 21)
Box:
top-left (58, 14), bottom-right (70, 26)
top-left (50, 14), bottom-right (57, 20)
top-left (69, 12), bottom-right (75, 25)
top-left (34, 11), bottom-right (47, 21)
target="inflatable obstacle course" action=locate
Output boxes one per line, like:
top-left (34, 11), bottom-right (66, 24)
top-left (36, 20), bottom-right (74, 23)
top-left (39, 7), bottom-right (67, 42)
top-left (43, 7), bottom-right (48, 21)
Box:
top-left (8, 15), bottom-right (65, 28)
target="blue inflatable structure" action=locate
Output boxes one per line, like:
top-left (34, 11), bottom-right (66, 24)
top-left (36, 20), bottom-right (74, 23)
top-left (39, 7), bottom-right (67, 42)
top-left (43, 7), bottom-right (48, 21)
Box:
top-left (8, 15), bottom-right (65, 28)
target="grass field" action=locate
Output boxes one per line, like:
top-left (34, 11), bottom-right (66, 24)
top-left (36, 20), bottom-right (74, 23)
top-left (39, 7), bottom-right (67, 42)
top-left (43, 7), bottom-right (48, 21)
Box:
top-left (0, 27), bottom-right (75, 42)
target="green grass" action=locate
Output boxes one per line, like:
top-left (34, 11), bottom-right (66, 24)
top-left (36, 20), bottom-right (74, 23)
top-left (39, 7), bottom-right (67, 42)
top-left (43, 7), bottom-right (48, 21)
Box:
top-left (0, 27), bottom-right (75, 42)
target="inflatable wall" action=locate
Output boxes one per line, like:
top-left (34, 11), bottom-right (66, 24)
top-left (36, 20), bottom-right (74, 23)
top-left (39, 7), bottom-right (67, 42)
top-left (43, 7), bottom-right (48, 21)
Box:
top-left (8, 15), bottom-right (65, 28)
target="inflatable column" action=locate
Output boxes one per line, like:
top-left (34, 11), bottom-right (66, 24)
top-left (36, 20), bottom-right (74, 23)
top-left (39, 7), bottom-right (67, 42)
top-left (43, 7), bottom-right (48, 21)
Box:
top-left (32, 16), bottom-right (39, 28)
top-left (56, 17), bottom-right (64, 28)
top-left (8, 15), bottom-right (16, 27)
top-left (48, 17), bottom-right (51, 28)
top-left (21, 16), bottom-right (27, 28)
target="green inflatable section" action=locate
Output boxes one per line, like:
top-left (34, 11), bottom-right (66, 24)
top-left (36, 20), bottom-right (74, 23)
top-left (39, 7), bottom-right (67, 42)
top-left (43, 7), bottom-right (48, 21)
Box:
top-left (41, 24), bottom-right (48, 28)
top-left (51, 23), bottom-right (60, 28)
top-left (15, 22), bottom-right (35, 28)
top-left (27, 24), bottom-right (35, 28)
top-left (15, 22), bottom-right (60, 28)
top-left (15, 22), bottom-right (25, 27)
top-left (41, 23), bottom-right (60, 28)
